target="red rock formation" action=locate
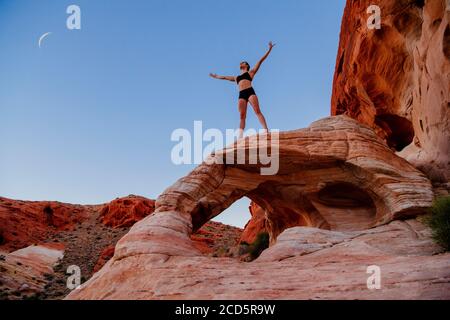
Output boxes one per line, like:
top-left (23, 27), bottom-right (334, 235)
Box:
top-left (99, 195), bottom-right (155, 228)
top-left (65, 116), bottom-right (449, 300)
top-left (0, 243), bottom-right (65, 299)
top-left (66, 217), bottom-right (450, 300)
top-left (155, 116), bottom-right (432, 244)
top-left (331, 0), bottom-right (449, 181)
top-left (0, 197), bottom-right (93, 252)
top-left (94, 222), bottom-right (242, 267)
top-left (191, 221), bottom-right (242, 255)
top-left (1, 194), bottom-right (245, 298)
top-left (0, 196), bottom-right (156, 299)
top-left (93, 245), bottom-right (115, 273)
top-left (240, 202), bottom-right (267, 244)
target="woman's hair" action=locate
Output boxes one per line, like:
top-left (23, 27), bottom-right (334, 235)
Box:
top-left (241, 61), bottom-right (251, 71)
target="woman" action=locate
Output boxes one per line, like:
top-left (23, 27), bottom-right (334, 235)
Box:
top-left (210, 41), bottom-right (275, 138)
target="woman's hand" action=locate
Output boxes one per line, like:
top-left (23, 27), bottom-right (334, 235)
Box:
top-left (250, 41), bottom-right (276, 76)
top-left (209, 73), bottom-right (218, 79)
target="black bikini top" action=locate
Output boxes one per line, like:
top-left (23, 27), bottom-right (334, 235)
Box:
top-left (236, 72), bottom-right (252, 84)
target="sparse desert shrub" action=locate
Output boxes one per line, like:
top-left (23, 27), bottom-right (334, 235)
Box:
top-left (43, 273), bottom-right (54, 281)
top-left (248, 232), bottom-right (270, 260)
top-left (237, 242), bottom-right (250, 256)
top-left (22, 292), bottom-right (43, 300)
top-left (0, 291), bottom-right (9, 300)
top-left (214, 247), bottom-right (227, 257)
top-left (425, 196), bottom-right (450, 251)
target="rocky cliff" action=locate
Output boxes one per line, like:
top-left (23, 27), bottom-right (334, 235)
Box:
top-left (331, 0), bottom-right (449, 182)
top-left (240, 201), bottom-right (267, 244)
top-left (0, 197), bottom-right (94, 252)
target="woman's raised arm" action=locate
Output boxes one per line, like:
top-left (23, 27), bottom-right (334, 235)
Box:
top-left (249, 41), bottom-right (275, 77)
top-left (209, 73), bottom-right (236, 82)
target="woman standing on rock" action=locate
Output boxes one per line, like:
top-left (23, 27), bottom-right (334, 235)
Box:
top-left (210, 41), bottom-right (275, 138)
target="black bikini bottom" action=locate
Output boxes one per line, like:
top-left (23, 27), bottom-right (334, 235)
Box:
top-left (239, 87), bottom-right (256, 102)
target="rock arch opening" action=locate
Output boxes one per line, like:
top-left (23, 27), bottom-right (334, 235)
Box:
top-left (189, 179), bottom-right (378, 250)
top-left (212, 197), bottom-right (252, 229)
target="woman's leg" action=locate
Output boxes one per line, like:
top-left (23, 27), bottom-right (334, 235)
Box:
top-left (238, 99), bottom-right (248, 139)
top-left (248, 95), bottom-right (269, 131)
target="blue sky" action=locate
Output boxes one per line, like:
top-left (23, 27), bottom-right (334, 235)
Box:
top-left (0, 0), bottom-right (346, 227)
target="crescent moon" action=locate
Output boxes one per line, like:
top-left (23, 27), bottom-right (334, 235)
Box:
top-left (38, 32), bottom-right (52, 48)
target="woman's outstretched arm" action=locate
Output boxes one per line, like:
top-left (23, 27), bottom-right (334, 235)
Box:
top-left (249, 41), bottom-right (275, 77)
top-left (209, 73), bottom-right (236, 82)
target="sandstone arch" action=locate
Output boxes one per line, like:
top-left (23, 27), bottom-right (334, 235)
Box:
top-left (155, 116), bottom-right (431, 241)
top-left (66, 115), bottom-right (443, 300)
top-left (110, 115), bottom-right (432, 264)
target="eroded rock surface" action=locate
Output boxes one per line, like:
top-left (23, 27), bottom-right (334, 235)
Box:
top-left (0, 197), bottom-right (94, 252)
top-left (66, 116), bottom-right (445, 300)
top-left (99, 195), bottom-right (155, 228)
top-left (66, 217), bottom-right (450, 300)
top-left (0, 244), bottom-right (64, 299)
top-left (331, 0), bottom-right (450, 181)
top-left (156, 115), bottom-right (433, 243)
top-left (0, 196), bottom-right (242, 299)
top-left (240, 202), bottom-right (267, 244)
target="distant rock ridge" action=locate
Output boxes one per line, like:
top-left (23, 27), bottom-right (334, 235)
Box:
top-left (0, 195), bottom-right (241, 299)
top-left (0, 197), bottom-right (94, 252)
top-left (99, 195), bottom-right (155, 228)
